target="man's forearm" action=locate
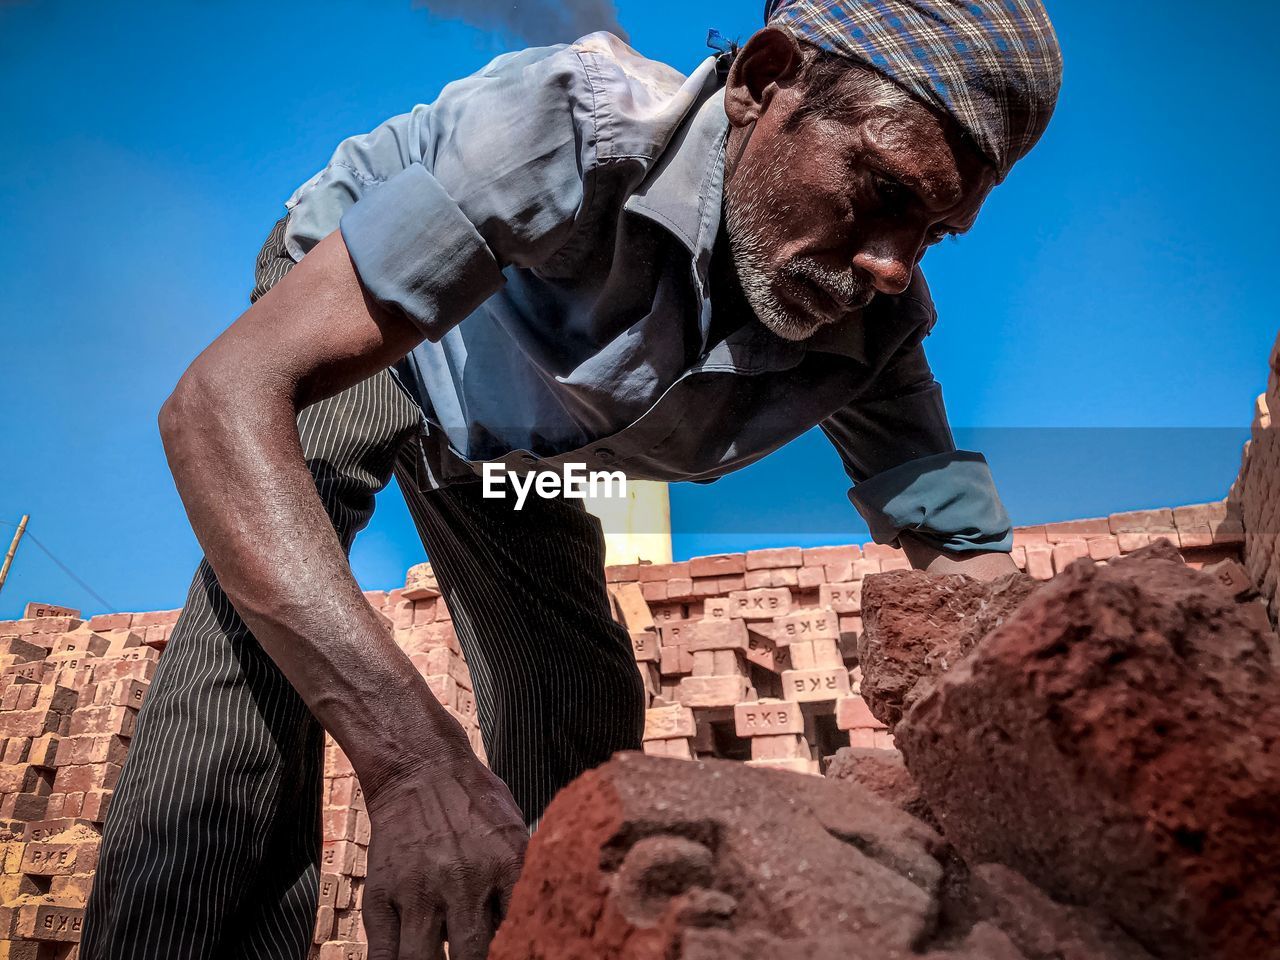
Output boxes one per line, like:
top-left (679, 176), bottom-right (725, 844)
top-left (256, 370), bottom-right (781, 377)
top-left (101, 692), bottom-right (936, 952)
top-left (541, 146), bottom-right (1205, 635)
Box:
top-left (897, 530), bottom-right (1019, 581)
top-left (159, 371), bottom-right (469, 796)
top-left (156, 230), bottom-right (464, 799)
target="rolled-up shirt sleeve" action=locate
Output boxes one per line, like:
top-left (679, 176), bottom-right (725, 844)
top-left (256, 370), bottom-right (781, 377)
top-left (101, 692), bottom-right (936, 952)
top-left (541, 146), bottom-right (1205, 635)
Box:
top-left (289, 44), bottom-right (592, 340)
top-left (820, 300), bottom-right (1013, 554)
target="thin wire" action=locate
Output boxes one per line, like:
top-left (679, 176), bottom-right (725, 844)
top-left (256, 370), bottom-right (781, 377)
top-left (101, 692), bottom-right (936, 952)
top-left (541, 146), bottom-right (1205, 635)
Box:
top-left (16, 529), bottom-right (117, 613)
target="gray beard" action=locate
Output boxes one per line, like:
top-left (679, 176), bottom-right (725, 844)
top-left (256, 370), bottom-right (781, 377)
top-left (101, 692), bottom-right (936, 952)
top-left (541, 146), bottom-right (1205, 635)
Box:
top-left (723, 163), bottom-right (873, 341)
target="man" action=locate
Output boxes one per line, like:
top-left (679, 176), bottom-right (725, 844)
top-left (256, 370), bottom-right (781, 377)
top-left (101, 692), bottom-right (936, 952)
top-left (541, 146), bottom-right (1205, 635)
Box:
top-left (82, 1), bottom-right (1062, 958)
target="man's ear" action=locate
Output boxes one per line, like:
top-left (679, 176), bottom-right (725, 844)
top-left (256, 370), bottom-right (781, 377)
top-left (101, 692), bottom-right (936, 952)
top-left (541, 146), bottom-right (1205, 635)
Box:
top-left (724, 26), bottom-right (805, 129)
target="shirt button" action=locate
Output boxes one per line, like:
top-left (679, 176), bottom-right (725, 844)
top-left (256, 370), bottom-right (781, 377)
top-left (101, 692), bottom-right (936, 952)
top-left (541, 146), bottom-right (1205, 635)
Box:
top-left (595, 448), bottom-right (615, 461)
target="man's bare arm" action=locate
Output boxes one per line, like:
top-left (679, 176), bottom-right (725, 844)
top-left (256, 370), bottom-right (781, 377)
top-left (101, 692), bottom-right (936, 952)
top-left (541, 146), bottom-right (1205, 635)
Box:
top-left (159, 229), bottom-right (525, 960)
top-left (159, 228), bottom-right (459, 788)
top-left (898, 530), bottom-right (1020, 581)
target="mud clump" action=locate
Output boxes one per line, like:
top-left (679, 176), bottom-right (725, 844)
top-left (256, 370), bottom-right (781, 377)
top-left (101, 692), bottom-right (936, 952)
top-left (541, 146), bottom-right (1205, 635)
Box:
top-left (897, 543), bottom-right (1280, 959)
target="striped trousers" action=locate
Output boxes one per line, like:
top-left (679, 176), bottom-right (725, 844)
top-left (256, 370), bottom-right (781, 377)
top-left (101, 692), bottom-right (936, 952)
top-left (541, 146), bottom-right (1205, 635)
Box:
top-left (79, 218), bottom-right (645, 960)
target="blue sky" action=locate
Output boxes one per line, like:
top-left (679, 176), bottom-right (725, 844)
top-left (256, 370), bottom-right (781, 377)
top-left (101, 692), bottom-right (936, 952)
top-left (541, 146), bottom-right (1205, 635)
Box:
top-left (1, 0), bottom-right (1276, 618)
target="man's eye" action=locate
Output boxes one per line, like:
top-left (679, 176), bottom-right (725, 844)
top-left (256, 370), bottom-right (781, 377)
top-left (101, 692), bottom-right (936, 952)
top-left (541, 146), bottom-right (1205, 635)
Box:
top-left (871, 173), bottom-right (911, 209)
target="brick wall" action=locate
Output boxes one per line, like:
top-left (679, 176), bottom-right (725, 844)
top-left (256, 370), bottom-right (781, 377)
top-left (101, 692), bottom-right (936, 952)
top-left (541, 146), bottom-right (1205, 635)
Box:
top-left (1234, 330), bottom-right (1280, 628)
top-left (0, 497), bottom-right (1246, 958)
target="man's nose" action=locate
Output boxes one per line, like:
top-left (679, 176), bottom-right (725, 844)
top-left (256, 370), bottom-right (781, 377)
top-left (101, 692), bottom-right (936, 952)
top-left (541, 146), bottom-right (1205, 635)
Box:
top-left (852, 240), bottom-right (917, 296)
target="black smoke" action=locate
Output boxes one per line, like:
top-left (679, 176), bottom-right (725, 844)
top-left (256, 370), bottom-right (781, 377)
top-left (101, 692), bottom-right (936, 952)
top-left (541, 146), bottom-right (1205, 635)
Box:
top-left (413, 0), bottom-right (628, 46)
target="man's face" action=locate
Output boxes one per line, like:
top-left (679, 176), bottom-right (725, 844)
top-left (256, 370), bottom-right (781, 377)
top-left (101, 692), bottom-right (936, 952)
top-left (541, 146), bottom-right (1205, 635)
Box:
top-left (722, 30), bottom-right (998, 341)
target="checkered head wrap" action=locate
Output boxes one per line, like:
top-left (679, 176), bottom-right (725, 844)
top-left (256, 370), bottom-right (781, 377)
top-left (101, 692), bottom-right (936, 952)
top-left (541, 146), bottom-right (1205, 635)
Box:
top-left (764, 0), bottom-right (1063, 178)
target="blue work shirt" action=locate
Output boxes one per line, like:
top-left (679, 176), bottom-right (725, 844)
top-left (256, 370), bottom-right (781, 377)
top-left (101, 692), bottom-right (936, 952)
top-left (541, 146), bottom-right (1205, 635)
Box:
top-left (281, 32), bottom-right (1013, 553)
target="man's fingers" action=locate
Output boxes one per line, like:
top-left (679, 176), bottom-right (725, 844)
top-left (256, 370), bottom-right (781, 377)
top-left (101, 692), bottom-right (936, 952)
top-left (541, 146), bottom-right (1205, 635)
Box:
top-left (363, 890), bottom-right (401, 960)
top-left (442, 896), bottom-right (500, 960)
top-left (395, 900), bottom-right (445, 960)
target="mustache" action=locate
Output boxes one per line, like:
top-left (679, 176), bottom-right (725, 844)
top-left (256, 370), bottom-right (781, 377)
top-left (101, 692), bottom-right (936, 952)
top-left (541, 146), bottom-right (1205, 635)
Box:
top-left (782, 259), bottom-right (876, 313)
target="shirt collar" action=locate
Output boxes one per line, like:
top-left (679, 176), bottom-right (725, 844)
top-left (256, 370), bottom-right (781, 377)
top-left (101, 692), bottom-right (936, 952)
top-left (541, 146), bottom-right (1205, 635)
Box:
top-left (623, 59), bottom-right (728, 286)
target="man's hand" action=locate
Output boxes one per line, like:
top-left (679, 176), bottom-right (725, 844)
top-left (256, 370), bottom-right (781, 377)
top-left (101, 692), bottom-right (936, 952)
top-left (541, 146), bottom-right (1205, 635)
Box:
top-left (363, 755), bottom-right (527, 960)
top-left (897, 530), bottom-right (1020, 582)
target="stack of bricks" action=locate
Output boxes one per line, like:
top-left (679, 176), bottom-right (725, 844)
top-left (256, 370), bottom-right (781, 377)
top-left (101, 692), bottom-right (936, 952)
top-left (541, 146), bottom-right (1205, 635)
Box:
top-left (1235, 329), bottom-right (1280, 629)
top-left (0, 496), bottom-right (1254, 956)
top-left (618, 543), bottom-right (909, 777)
top-left (614, 499), bottom-right (1247, 780)
top-left (0, 600), bottom-right (169, 959)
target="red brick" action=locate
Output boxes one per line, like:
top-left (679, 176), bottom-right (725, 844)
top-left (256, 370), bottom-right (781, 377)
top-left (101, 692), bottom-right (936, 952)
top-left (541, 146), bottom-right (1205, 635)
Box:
top-left (781, 667), bottom-right (850, 703)
top-left (1203, 559), bottom-right (1256, 600)
top-left (688, 554), bottom-right (746, 577)
top-left (27, 734), bottom-right (60, 769)
top-left (20, 840), bottom-right (97, 876)
top-left (314, 905), bottom-right (336, 944)
top-left (773, 608), bottom-right (839, 644)
top-left (743, 624), bottom-right (790, 673)
top-left (1012, 525), bottom-right (1048, 546)
top-left (683, 619), bottom-right (748, 653)
top-left (1108, 508), bottom-right (1176, 534)
top-left (86, 613), bottom-right (132, 631)
top-left (801, 545), bottom-right (860, 567)
top-left (80, 789), bottom-right (112, 822)
top-left (324, 805), bottom-right (359, 842)
top-left (1051, 541), bottom-right (1090, 574)
top-left (643, 705), bottom-right (696, 741)
top-left (318, 872), bottom-right (340, 907)
top-left (745, 548), bottom-right (803, 570)
top-left (852, 558), bottom-right (883, 579)
top-left (67, 735), bottom-right (128, 767)
top-left (638, 562), bottom-right (690, 583)
top-left (702, 598), bottom-right (732, 620)
top-left (646, 602), bottom-right (685, 624)
top-left (677, 676), bottom-right (752, 708)
top-left (796, 566), bottom-right (826, 589)
top-left (658, 643), bottom-right (689, 677)
top-left (656, 619), bottom-right (696, 647)
top-left (629, 631), bottom-right (659, 663)
top-left (403, 562), bottom-right (440, 600)
top-left (691, 578), bottom-right (721, 597)
top-left (734, 699), bottom-right (804, 736)
top-left (726, 588), bottom-right (792, 620)
top-left (605, 563), bottom-right (640, 583)
top-left (1024, 544), bottom-right (1054, 580)
top-left (847, 728), bottom-right (895, 750)
top-left (321, 839), bottom-right (360, 875)
top-left (21, 818), bottom-right (96, 843)
top-left (15, 903), bottom-right (83, 941)
top-left (68, 706), bottom-right (136, 739)
top-left (665, 578), bottom-right (695, 600)
top-left (861, 543), bottom-right (905, 562)
top-left (835, 695), bottom-right (886, 731)
top-left (52, 631), bottom-right (108, 658)
top-left (109, 679), bottom-right (148, 709)
top-left (1087, 537), bottom-right (1121, 561)
top-left (818, 582), bottom-right (861, 614)
top-left (1044, 518), bottom-right (1110, 542)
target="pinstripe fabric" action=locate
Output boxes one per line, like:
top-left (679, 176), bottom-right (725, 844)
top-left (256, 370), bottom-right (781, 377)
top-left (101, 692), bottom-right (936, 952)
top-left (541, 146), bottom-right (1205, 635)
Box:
top-left (81, 215), bottom-right (644, 958)
top-left (395, 476), bottom-right (644, 826)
